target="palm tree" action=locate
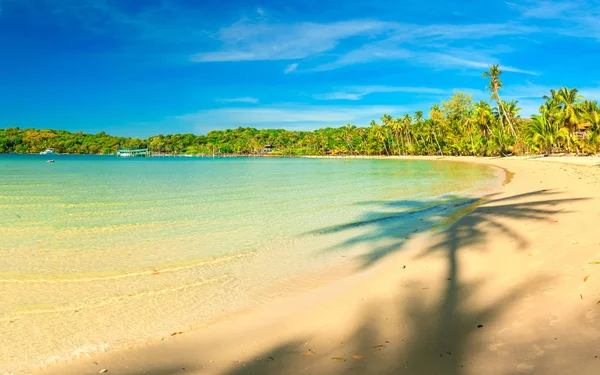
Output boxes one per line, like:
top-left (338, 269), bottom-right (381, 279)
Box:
top-left (488, 126), bottom-right (512, 156)
top-left (474, 100), bottom-right (494, 135)
top-left (413, 110), bottom-right (429, 153)
top-left (370, 120), bottom-right (390, 155)
top-left (402, 114), bottom-right (414, 152)
top-left (385, 114), bottom-right (402, 155)
top-left (342, 124), bottom-right (356, 154)
top-left (483, 65), bottom-right (516, 137)
top-left (554, 87), bottom-right (582, 152)
top-left (428, 105), bottom-right (445, 155)
top-left (579, 100), bottom-right (600, 153)
top-left (527, 114), bottom-right (568, 155)
top-left (357, 128), bottom-right (368, 154)
top-left (579, 100), bottom-right (600, 127)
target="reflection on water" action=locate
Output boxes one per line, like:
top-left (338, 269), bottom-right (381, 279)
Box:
top-left (0, 155), bottom-right (499, 374)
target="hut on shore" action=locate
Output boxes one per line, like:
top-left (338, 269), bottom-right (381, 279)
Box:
top-left (261, 144), bottom-right (275, 153)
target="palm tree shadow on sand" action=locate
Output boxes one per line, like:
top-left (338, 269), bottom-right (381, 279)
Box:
top-left (122, 189), bottom-right (587, 375)
top-left (217, 189), bottom-right (587, 375)
top-left (308, 189), bottom-right (573, 269)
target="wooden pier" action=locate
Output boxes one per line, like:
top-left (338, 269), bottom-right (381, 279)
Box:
top-left (116, 148), bottom-right (151, 157)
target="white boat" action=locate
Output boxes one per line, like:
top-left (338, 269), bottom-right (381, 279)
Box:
top-left (40, 148), bottom-right (55, 155)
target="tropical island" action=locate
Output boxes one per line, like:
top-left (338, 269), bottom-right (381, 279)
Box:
top-left (4, 66), bottom-right (600, 375)
top-left (1, 66), bottom-right (598, 157)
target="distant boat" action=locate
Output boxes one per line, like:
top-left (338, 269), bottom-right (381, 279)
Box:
top-left (40, 148), bottom-right (55, 155)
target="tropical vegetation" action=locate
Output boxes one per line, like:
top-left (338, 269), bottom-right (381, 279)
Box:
top-left (2, 66), bottom-right (599, 156)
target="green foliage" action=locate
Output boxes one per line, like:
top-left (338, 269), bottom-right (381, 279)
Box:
top-left (2, 69), bottom-right (599, 157)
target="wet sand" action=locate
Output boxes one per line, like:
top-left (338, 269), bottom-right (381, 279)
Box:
top-left (36, 156), bottom-right (600, 375)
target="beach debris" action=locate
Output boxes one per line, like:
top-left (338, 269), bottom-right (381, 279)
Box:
top-left (373, 344), bottom-right (386, 349)
top-left (352, 355), bottom-right (364, 360)
top-left (268, 357), bottom-right (275, 361)
top-left (403, 265), bottom-right (406, 269)
top-left (171, 331), bottom-right (183, 336)
top-left (581, 294), bottom-right (584, 300)
top-left (477, 324), bottom-right (484, 328)
top-left (331, 357), bottom-right (346, 361)
top-left (584, 276), bottom-right (590, 282)
top-left (152, 268), bottom-right (159, 275)
top-left (93, 361), bottom-right (98, 365)
top-left (302, 349), bottom-right (316, 356)
top-left (99, 369), bottom-right (108, 374)
top-left (590, 261), bottom-right (600, 265)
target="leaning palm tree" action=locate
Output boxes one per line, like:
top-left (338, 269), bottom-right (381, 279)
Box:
top-left (424, 118), bottom-right (443, 155)
top-left (483, 65), bottom-right (517, 137)
top-left (413, 110), bottom-right (429, 153)
top-left (386, 115), bottom-right (403, 155)
top-left (342, 124), bottom-right (356, 154)
top-left (370, 120), bottom-right (390, 155)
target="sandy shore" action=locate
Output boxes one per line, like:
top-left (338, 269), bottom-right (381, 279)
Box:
top-left (36, 156), bottom-right (600, 375)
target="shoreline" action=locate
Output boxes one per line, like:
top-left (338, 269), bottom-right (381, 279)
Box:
top-left (33, 157), bottom-right (600, 375)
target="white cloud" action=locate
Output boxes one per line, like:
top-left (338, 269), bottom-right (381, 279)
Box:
top-left (216, 97), bottom-right (260, 104)
top-left (312, 42), bottom-right (414, 71)
top-left (510, 1), bottom-right (573, 19)
top-left (313, 92), bottom-right (365, 101)
top-left (284, 63), bottom-right (299, 74)
top-left (192, 17), bottom-right (544, 73)
top-left (176, 104), bottom-right (408, 131)
top-left (514, 0), bottom-right (600, 39)
top-left (256, 8), bottom-right (265, 17)
top-left (388, 22), bottom-right (539, 42)
top-left (423, 53), bottom-right (540, 75)
top-left (191, 20), bottom-right (396, 62)
top-left (314, 86), bottom-right (450, 100)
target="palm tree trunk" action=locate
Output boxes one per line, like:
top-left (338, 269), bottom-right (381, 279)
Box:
top-left (382, 139), bottom-right (390, 156)
top-left (495, 92), bottom-right (516, 137)
top-left (419, 134), bottom-right (429, 153)
top-left (470, 133), bottom-right (475, 155)
top-left (433, 131), bottom-right (443, 156)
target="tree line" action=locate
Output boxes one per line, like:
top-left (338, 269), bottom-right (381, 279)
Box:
top-left (2, 66), bottom-right (599, 156)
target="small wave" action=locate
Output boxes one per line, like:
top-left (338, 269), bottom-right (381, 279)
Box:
top-left (0, 251), bottom-right (255, 284)
top-left (1, 274), bottom-right (232, 321)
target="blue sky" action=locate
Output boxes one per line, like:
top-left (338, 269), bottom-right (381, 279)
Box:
top-left (1, 0), bottom-right (600, 137)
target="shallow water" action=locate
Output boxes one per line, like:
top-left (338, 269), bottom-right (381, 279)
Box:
top-left (0, 155), bottom-right (499, 374)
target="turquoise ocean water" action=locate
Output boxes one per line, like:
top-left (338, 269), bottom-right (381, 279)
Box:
top-left (0, 155), bottom-right (499, 374)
